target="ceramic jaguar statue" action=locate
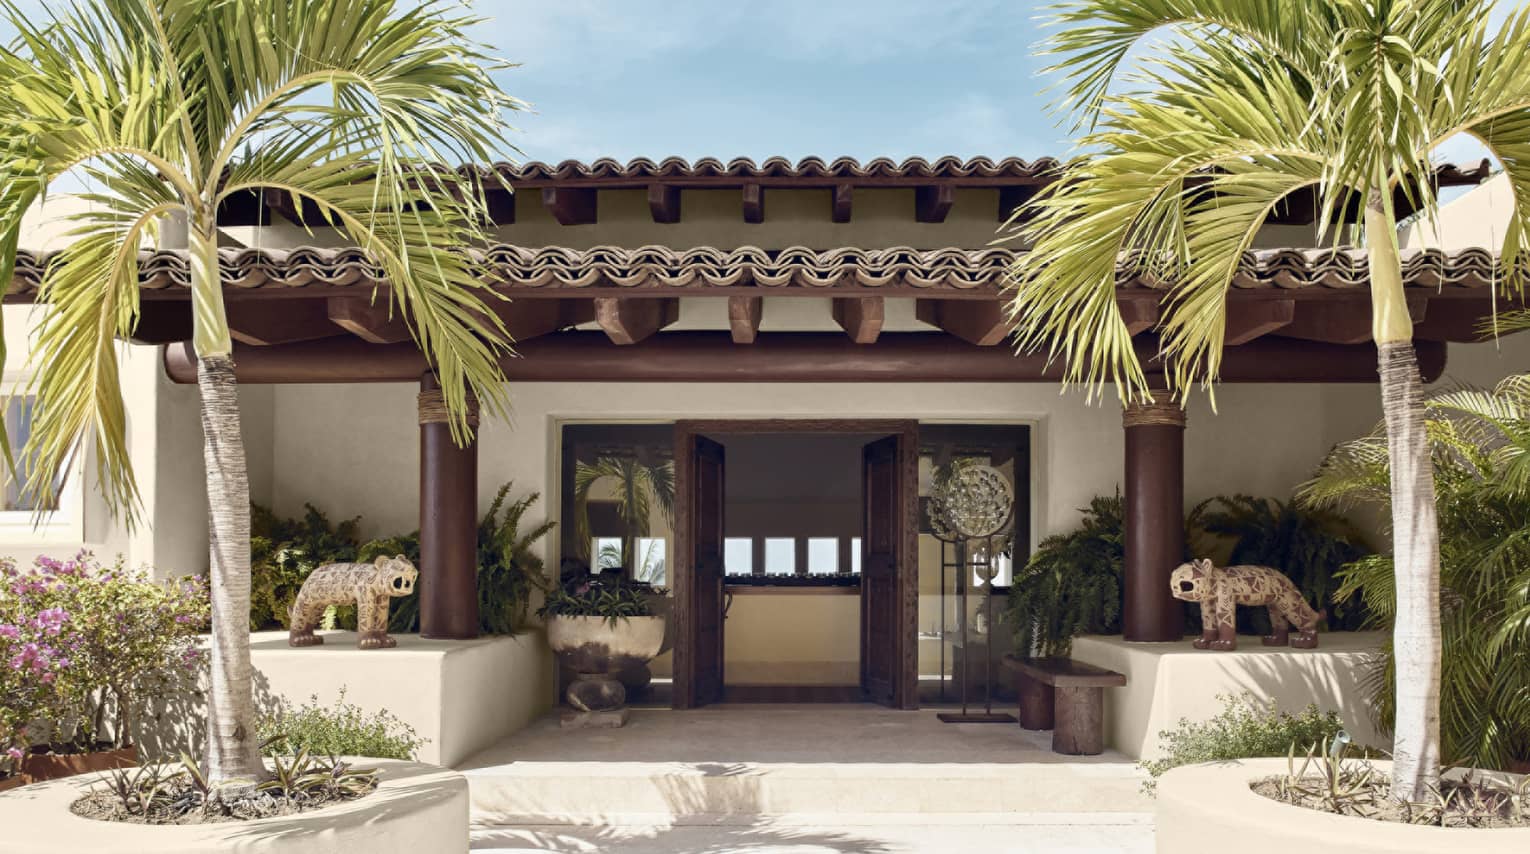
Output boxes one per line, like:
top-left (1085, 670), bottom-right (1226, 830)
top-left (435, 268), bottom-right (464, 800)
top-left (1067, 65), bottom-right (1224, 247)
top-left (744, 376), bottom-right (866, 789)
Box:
top-left (1169, 558), bottom-right (1322, 651)
top-left (288, 555), bottom-right (418, 650)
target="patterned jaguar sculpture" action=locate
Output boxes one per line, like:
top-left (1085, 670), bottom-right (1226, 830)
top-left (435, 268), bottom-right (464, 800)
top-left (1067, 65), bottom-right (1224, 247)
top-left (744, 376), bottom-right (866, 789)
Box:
top-left (1169, 558), bottom-right (1322, 651)
top-left (288, 555), bottom-right (418, 650)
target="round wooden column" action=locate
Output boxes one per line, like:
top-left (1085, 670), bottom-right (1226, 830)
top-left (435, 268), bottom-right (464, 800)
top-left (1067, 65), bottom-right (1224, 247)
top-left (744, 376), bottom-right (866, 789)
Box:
top-left (1122, 396), bottom-right (1186, 642)
top-left (418, 373), bottom-right (479, 639)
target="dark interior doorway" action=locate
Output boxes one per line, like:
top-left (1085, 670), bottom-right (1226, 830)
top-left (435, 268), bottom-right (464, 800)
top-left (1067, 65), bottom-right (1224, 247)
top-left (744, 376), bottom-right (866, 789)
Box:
top-left (672, 420), bottom-right (919, 710)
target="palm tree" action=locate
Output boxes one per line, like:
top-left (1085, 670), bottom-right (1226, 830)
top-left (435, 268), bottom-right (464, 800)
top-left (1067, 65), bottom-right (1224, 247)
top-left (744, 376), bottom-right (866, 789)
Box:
top-left (0, 0), bottom-right (522, 783)
top-left (1301, 372), bottom-right (1530, 773)
top-left (1010, 0), bottom-right (1530, 800)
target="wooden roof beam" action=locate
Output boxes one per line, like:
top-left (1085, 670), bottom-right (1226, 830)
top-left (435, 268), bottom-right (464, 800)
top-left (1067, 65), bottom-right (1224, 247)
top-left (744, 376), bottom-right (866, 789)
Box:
top-left (915, 183), bottom-right (954, 223)
top-left (594, 297), bottom-right (679, 345)
top-left (742, 183), bottom-right (765, 223)
top-left (484, 298), bottom-right (595, 344)
top-left (648, 183), bottom-right (681, 223)
top-left (832, 183), bottom-right (853, 223)
top-left (832, 296), bottom-right (884, 344)
top-left (1411, 297), bottom-right (1510, 342)
top-left (915, 299), bottom-right (1011, 346)
top-left (228, 299), bottom-right (345, 346)
top-left (128, 302), bottom-right (192, 345)
top-left (327, 296), bottom-right (412, 344)
top-left (541, 187), bottom-right (597, 225)
top-left (1223, 299), bottom-right (1295, 346)
top-left (1282, 294), bottom-right (1428, 344)
top-left (729, 296), bottom-right (763, 343)
top-left (998, 186), bottom-right (1038, 223)
top-left (1119, 297), bottom-right (1161, 336)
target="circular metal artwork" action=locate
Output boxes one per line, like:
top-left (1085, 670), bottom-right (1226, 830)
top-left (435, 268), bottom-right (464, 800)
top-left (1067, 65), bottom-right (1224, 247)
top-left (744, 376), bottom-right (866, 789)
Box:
top-left (936, 464), bottom-right (1014, 539)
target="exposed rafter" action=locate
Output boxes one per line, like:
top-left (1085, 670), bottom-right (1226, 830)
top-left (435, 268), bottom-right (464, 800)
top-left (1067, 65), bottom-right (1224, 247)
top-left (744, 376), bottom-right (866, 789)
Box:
top-left (832, 183), bottom-right (853, 223)
top-left (327, 296), bottom-right (412, 345)
top-left (594, 297), bottom-right (679, 345)
top-left (998, 186), bottom-right (1038, 223)
top-left (648, 184), bottom-right (681, 224)
top-left (128, 302), bottom-right (192, 345)
top-left (832, 297), bottom-right (884, 344)
top-left (728, 296), bottom-right (763, 344)
top-left (742, 183), bottom-right (765, 223)
top-left (915, 299), bottom-right (1010, 346)
top-left (915, 183), bottom-right (954, 223)
top-left (1223, 299), bottom-right (1295, 346)
top-left (1120, 299), bottom-right (1161, 336)
top-left (541, 187), bottom-right (597, 226)
top-left (1283, 294), bottom-right (1428, 344)
top-left (228, 300), bottom-right (342, 346)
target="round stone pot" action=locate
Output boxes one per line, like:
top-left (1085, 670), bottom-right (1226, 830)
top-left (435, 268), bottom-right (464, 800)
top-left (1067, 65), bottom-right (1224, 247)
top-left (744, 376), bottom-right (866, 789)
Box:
top-left (547, 616), bottom-right (665, 719)
top-left (1157, 758), bottom-right (1530, 854)
top-left (0, 758), bottom-right (467, 854)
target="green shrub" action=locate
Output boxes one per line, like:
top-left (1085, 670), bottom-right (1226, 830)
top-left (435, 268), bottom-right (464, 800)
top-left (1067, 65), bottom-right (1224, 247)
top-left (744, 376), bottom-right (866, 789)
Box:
top-left (1138, 694), bottom-right (1346, 792)
top-left (250, 504), bottom-right (361, 630)
top-left (257, 691), bottom-right (424, 761)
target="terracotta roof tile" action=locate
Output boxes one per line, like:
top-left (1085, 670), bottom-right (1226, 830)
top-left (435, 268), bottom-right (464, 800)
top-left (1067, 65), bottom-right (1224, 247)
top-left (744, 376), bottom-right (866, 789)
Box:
top-left (7, 245), bottom-right (1518, 298)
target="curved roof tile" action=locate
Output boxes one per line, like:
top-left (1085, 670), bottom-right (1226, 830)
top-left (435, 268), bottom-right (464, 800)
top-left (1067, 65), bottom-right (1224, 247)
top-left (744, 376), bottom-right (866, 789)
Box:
top-left (7, 244), bottom-right (1518, 298)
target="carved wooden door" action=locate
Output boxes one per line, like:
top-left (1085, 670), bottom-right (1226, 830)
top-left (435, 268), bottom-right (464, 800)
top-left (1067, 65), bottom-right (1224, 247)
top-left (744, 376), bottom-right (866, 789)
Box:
top-left (861, 435), bottom-right (900, 707)
top-left (689, 435), bottom-right (726, 706)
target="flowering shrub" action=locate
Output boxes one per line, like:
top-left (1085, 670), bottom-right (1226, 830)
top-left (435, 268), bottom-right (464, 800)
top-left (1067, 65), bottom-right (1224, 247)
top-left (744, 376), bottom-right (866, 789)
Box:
top-left (0, 553), bottom-right (208, 773)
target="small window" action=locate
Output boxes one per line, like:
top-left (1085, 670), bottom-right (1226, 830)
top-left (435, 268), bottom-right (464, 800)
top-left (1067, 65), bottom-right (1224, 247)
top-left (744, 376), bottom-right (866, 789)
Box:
top-left (850, 537), bottom-right (862, 574)
top-left (807, 538), bottom-right (839, 574)
top-left (724, 537), bottom-right (753, 575)
top-left (592, 537), bottom-right (623, 572)
top-left (764, 538), bottom-right (795, 575)
top-left (635, 537), bottom-right (666, 585)
top-left (3, 397), bottom-right (60, 512)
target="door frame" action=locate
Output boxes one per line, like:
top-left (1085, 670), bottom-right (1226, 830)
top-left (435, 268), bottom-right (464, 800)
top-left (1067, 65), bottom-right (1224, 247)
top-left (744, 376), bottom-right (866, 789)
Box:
top-left (671, 419), bottom-right (920, 710)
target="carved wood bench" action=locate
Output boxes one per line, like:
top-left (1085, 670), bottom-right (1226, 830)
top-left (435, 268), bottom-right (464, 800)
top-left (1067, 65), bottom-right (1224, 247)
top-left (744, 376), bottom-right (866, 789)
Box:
top-left (1002, 655), bottom-right (1126, 755)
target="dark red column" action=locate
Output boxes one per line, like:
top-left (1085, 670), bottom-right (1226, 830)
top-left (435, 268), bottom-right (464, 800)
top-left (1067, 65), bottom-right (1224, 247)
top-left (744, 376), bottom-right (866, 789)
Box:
top-left (418, 372), bottom-right (479, 639)
top-left (1122, 395), bottom-right (1186, 642)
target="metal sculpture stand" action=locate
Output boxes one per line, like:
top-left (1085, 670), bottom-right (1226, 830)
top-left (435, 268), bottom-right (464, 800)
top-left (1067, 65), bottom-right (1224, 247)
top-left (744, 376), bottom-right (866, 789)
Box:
top-left (934, 464), bottom-right (1016, 725)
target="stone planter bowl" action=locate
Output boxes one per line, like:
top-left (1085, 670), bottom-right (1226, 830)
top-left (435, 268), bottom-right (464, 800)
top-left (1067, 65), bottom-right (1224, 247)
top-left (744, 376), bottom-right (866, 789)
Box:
top-left (0, 758), bottom-right (467, 854)
top-left (546, 615), bottom-right (665, 724)
top-left (1157, 758), bottom-right (1530, 854)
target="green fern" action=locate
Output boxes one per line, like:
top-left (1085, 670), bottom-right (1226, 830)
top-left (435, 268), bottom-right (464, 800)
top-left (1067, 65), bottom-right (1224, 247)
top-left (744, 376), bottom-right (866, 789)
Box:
top-left (1005, 494), bottom-right (1126, 657)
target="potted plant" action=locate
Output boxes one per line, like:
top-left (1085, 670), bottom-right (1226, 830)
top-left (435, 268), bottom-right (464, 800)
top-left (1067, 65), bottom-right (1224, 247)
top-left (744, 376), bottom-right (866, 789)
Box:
top-left (0, 553), bottom-right (209, 783)
top-left (538, 575), bottom-right (666, 727)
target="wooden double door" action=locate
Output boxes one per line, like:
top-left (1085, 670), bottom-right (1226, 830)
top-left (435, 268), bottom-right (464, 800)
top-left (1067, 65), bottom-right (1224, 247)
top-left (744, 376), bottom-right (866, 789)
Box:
top-left (671, 420), bottom-right (919, 710)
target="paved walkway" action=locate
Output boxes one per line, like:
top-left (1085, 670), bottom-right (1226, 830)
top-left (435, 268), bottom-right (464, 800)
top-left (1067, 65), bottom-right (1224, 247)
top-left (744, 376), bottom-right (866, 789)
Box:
top-left (471, 815), bottom-right (1155, 853)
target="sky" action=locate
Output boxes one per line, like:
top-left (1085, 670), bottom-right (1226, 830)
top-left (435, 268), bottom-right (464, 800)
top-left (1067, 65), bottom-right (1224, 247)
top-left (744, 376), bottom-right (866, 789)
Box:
top-left (482, 0), bottom-right (1065, 165)
top-left (0, 0), bottom-right (1509, 167)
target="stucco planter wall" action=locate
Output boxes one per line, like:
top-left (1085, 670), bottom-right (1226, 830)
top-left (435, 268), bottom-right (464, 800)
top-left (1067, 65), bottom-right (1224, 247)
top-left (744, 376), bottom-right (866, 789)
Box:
top-left (0, 758), bottom-right (467, 854)
top-left (1157, 758), bottom-right (1529, 854)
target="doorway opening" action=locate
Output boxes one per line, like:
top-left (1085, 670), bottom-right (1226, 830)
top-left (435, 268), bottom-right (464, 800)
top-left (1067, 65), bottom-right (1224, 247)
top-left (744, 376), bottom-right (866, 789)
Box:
top-left (672, 420), bottom-right (919, 710)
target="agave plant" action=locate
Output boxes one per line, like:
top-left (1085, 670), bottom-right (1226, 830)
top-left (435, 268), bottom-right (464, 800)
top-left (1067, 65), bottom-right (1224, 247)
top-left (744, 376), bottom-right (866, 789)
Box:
top-left (1301, 373), bottom-right (1530, 773)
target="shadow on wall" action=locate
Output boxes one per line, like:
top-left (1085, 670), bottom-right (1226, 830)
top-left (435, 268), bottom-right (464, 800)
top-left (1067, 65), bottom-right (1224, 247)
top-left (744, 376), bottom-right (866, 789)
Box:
top-left (1222, 651), bottom-right (1387, 751)
top-left (132, 663), bottom-right (284, 762)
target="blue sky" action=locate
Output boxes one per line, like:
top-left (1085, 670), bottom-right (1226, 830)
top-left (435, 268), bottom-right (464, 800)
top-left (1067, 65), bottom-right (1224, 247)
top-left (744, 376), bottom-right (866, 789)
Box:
top-left (0, 0), bottom-right (1506, 167)
top-left (483, 0), bottom-right (1066, 164)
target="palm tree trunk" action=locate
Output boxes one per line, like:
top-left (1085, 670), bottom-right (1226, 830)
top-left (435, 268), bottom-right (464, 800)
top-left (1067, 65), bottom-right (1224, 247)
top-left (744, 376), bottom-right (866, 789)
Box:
top-left (191, 227), bottom-right (265, 783)
top-left (1366, 199), bottom-right (1442, 801)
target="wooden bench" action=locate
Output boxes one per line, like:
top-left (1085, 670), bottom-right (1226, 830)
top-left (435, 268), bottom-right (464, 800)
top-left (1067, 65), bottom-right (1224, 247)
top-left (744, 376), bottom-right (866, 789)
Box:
top-left (1002, 655), bottom-right (1126, 755)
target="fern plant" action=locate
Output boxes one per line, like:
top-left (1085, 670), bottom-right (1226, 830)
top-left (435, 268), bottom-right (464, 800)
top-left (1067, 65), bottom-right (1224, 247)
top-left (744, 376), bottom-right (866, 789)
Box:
top-left (1005, 494), bottom-right (1126, 657)
top-left (1191, 495), bottom-right (1373, 633)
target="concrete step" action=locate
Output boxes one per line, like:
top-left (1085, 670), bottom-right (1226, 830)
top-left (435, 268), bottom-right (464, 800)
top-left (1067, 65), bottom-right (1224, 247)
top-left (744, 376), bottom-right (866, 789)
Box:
top-left (463, 759), bottom-right (1151, 825)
